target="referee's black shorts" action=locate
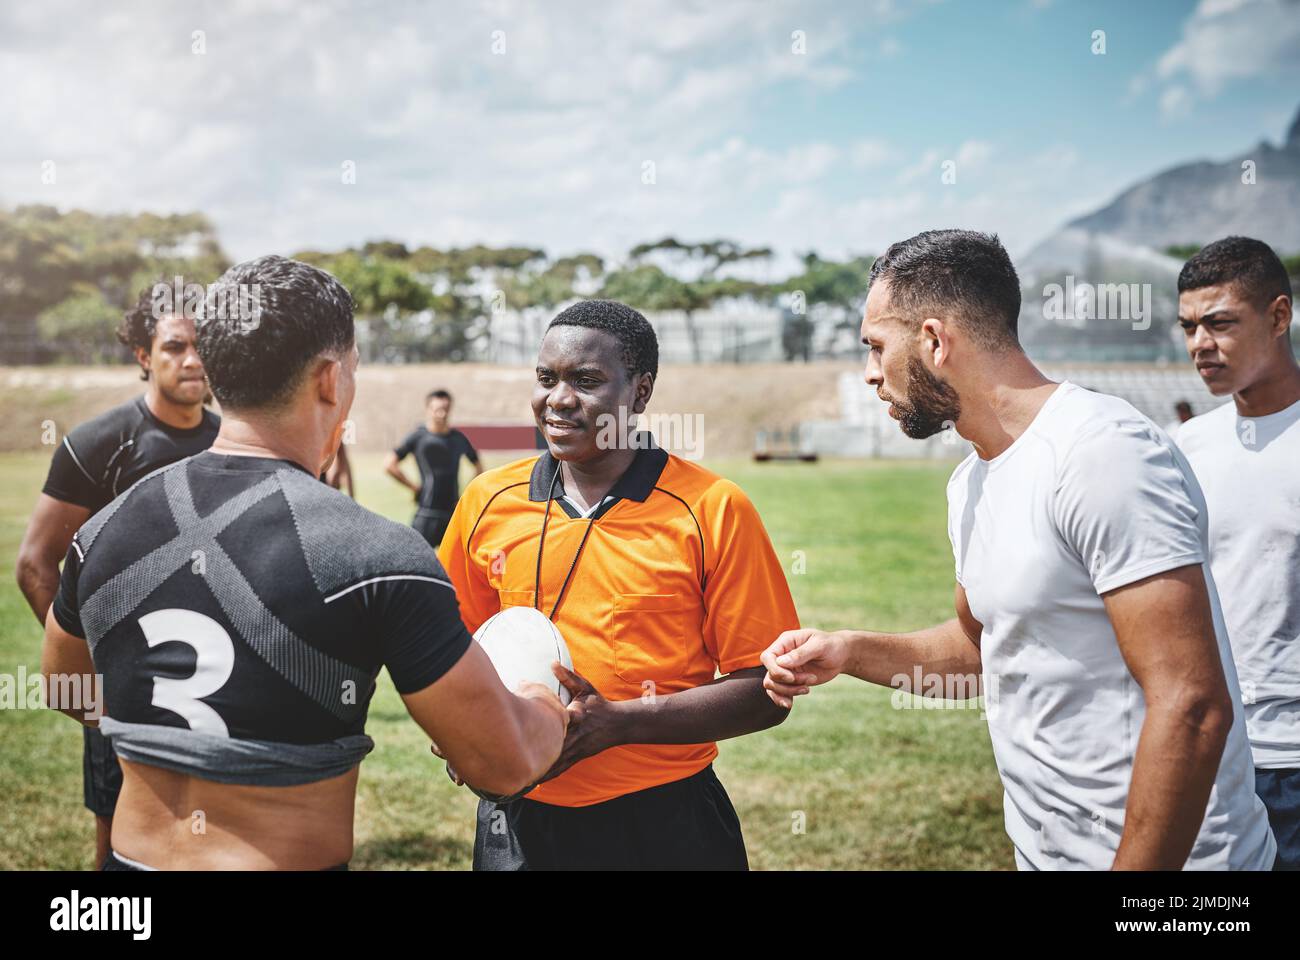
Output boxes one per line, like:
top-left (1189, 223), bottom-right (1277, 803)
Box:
top-left (83, 726), bottom-right (123, 818)
top-left (473, 764), bottom-right (748, 870)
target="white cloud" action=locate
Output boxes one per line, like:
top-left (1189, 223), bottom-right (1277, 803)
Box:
top-left (1159, 85), bottom-right (1193, 119)
top-left (2, 0), bottom-right (913, 261)
top-left (955, 140), bottom-right (995, 168)
top-left (849, 139), bottom-right (896, 168)
top-left (761, 142), bottom-right (1084, 262)
top-left (781, 143), bottom-right (842, 181)
top-left (1148, 0), bottom-right (1300, 112)
top-left (0, 0), bottom-right (1088, 273)
top-left (878, 36), bottom-right (903, 58)
top-left (898, 148), bottom-right (943, 184)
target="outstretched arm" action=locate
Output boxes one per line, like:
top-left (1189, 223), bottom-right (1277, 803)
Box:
top-left (539, 663), bottom-right (787, 782)
top-left (761, 582), bottom-right (983, 708)
top-left (404, 644), bottom-right (568, 798)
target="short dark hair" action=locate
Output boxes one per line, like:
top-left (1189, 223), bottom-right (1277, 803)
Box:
top-left (867, 229), bottom-right (1022, 351)
top-left (426, 389), bottom-right (452, 403)
top-left (117, 283), bottom-right (164, 380)
top-left (1178, 236), bottom-right (1292, 310)
top-left (546, 299), bottom-right (659, 379)
top-left (196, 255), bottom-right (354, 410)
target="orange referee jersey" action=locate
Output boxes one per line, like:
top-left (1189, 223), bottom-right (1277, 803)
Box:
top-left (438, 439), bottom-right (799, 807)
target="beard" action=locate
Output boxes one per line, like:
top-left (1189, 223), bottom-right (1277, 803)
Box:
top-left (159, 377), bottom-right (207, 409)
top-left (885, 355), bottom-right (961, 439)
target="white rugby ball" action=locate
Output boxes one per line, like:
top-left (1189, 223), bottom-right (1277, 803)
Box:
top-left (473, 606), bottom-right (574, 706)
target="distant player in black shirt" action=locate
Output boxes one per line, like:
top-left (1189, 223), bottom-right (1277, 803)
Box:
top-left (41, 255), bottom-right (566, 870)
top-left (17, 285), bottom-right (219, 868)
top-left (383, 389), bottom-right (483, 547)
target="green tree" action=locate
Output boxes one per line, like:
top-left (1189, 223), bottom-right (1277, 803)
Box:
top-left (779, 252), bottom-right (876, 359)
top-left (0, 205), bottom-right (228, 364)
top-left (294, 249), bottom-right (440, 361)
top-left (36, 287), bottom-right (122, 363)
top-left (620, 238), bottom-right (773, 361)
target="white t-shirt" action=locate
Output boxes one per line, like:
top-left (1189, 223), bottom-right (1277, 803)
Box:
top-left (947, 381), bottom-right (1275, 870)
top-left (1176, 396), bottom-right (1300, 769)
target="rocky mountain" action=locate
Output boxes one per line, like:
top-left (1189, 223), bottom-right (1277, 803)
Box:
top-left (1053, 103), bottom-right (1300, 257)
top-left (1016, 104), bottom-right (1300, 361)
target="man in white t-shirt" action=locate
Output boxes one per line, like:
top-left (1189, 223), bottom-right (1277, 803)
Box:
top-left (1174, 236), bottom-right (1300, 869)
top-left (761, 229), bottom-right (1276, 870)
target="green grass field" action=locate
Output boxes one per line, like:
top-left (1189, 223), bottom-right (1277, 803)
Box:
top-left (0, 450), bottom-right (1012, 870)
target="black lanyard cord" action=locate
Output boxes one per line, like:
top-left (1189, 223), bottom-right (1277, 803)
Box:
top-left (532, 467), bottom-right (559, 613)
top-left (533, 465), bottom-right (600, 622)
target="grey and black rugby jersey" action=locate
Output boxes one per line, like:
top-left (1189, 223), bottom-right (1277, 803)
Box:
top-left (51, 451), bottom-right (472, 783)
top-left (394, 426), bottom-right (479, 513)
top-left (43, 395), bottom-right (221, 514)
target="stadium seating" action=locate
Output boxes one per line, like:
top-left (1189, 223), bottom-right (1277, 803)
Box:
top-left (796, 366), bottom-right (1228, 460)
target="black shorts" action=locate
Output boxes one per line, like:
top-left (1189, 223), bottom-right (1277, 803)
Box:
top-left (473, 764), bottom-right (748, 870)
top-left (412, 510), bottom-right (451, 549)
top-left (83, 726), bottom-right (123, 818)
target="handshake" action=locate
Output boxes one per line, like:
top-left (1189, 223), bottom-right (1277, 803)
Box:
top-left (759, 629), bottom-right (854, 710)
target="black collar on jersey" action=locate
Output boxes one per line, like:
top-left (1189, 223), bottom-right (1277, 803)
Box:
top-left (134, 395), bottom-right (219, 439)
top-left (193, 450), bottom-right (316, 478)
top-left (528, 432), bottom-right (668, 520)
top-left (531, 432), bottom-right (668, 620)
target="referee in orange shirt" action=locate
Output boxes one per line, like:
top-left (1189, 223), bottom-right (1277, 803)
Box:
top-left (438, 299), bottom-right (798, 869)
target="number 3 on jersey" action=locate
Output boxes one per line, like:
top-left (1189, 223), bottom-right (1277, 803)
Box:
top-left (137, 609), bottom-right (235, 737)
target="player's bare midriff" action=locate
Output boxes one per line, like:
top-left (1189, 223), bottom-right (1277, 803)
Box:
top-left (111, 759), bottom-right (360, 870)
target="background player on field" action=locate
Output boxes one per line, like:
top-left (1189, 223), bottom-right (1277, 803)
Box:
top-left (40, 255), bottom-right (566, 870)
top-left (1174, 236), bottom-right (1300, 869)
top-left (322, 442), bottom-right (355, 497)
top-left (1164, 399), bottom-right (1195, 435)
top-left (384, 389), bottom-right (483, 547)
top-left (438, 299), bottom-right (798, 870)
top-left (761, 229), bottom-right (1276, 870)
top-left (16, 284), bottom-right (219, 869)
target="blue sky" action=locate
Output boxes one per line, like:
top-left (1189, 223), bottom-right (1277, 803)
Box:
top-left (1, 0), bottom-right (1297, 271)
top-left (775, 0), bottom-right (1296, 199)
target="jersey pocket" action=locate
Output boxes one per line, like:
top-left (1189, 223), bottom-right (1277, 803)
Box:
top-left (612, 593), bottom-right (689, 684)
top-left (498, 589), bottom-right (537, 611)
